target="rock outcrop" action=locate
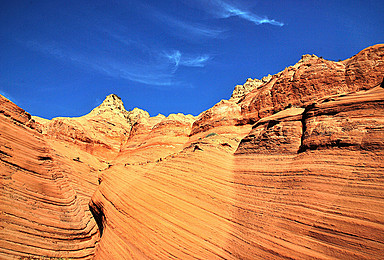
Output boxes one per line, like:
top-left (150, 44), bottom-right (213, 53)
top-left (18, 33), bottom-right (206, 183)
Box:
top-left (237, 44), bottom-right (384, 125)
top-left (1, 44), bottom-right (384, 259)
top-left (117, 112), bottom-right (196, 165)
top-left (301, 86), bottom-right (384, 152)
top-left (230, 76), bottom-right (272, 101)
top-left (34, 94), bottom-right (150, 160)
top-left (0, 96), bottom-right (99, 259)
top-left (236, 107), bottom-right (305, 154)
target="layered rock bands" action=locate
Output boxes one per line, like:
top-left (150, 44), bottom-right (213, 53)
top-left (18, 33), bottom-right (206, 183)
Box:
top-left (0, 44), bottom-right (383, 259)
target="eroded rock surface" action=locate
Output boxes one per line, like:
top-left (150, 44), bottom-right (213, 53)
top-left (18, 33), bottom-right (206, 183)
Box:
top-left (238, 44), bottom-right (384, 125)
top-left (230, 76), bottom-right (271, 101)
top-left (1, 44), bottom-right (384, 259)
top-left (0, 96), bottom-right (99, 259)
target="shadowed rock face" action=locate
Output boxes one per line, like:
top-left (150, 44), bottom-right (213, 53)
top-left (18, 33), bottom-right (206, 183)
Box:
top-left (236, 107), bottom-right (305, 154)
top-left (301, 87), bottom-right (384, 151)
top-left (1, 44), bottom-right (384, 259)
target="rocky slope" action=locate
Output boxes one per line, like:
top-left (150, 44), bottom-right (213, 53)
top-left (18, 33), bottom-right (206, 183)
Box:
top-left (0, 44), bottom-right (383, 259)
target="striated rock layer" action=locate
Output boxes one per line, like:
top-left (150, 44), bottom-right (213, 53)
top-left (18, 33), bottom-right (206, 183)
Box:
top-left (0, 96), bottom-right (100, 259)
top-left (1, 44), bottom-right (384, 259)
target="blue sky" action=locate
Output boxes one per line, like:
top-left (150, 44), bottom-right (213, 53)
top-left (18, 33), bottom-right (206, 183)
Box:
top-left (0, 0), bottom-right (383, 118)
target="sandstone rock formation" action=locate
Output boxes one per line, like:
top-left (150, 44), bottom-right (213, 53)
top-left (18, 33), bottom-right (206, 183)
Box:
top-left (230, 76), bottom-right (272, 101)
top-left (0, 96), bottom-right (100, 259)
top-left (33, 94), bottom-right (149, 160)
top-left (1, 44), bottom-right (383, 259)
top-left (236, 44), bottom-right (384, 125)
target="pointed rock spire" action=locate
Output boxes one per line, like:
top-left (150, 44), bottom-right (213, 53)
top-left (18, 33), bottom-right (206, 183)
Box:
top-left (86, 94), bottom-right (135, 121)
top-left (89, 94), bottom-right (128, 116)
top-left (86, 94), bottom-right (150, 127)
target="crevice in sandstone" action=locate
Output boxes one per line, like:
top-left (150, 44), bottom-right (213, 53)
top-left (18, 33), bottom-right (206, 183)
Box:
top-left (303, 140), bottom-right (356, 152)
top-left (298, 104), bottom-right (314, 153)
top-left (193, 144), bottom-right (203, 151)
top-left (89, 200), bottom-right (105, 237)
top-left (267, 120), bottom-right (279, 129)
top-left (0, 150), bottom-right (12, 157)
top-left (37, 156), bottom-right (53, 161)
top-left (298, 104), bottom-right (356, 152)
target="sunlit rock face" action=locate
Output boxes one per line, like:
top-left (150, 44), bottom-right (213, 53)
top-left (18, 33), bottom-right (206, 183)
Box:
top-left (230, 76), bottom-right (271, 101)
top-left (0, 96), bottom-right (99, 259)
top-left (1, 44), bottom-right (383, 259)
top-left (237, 44), bottom-right (384, 125)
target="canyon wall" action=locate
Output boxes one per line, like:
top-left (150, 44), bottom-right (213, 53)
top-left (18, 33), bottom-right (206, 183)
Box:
top-left (0, 44), bottom-right (383, 259)
top-left (0, 96), bottom-right (100, 259)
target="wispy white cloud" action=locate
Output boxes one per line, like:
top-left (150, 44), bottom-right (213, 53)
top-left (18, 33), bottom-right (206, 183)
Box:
top-left (163, 50), bottom-right (211, 72)
top-left (148, 6), bottom-right (224, 39)
top-left (212, 0), bottom-right (284, 26)
top-left (25, 40), bottom-right (210, 88)
top-left (164, 50), bottom-right (181, 69)
top-left (161, 15), bottom-right (224, 38)
top-left (181, 55), bottom-right (211, 67)
top-left (25, 40), bottom-right (175, 86)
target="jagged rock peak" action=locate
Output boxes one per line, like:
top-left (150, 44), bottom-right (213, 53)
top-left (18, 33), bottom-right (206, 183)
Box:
top-left (84, 94), bottom-right (150, 129)
top-left (230, 76), bottom-right (271, 101)
top-left (230, 53), bottom-right (323, 101)
top-left (298, 54), bottom-right (319, 63)
top-left (86, 93), bottom-right (129, 118)
top-left (99, 94), bottom-right (126, 112)
top-left (127, 107), bottom-right (150, 121)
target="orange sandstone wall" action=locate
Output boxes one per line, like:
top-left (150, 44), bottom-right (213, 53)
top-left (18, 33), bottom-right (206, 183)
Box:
top-left (0, 96), bottom-right (99, 259)
top-left (0, 44), bottom-right (383, 259)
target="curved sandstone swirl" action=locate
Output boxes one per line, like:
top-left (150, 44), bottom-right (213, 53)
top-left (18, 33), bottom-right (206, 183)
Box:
top-left (0, 96), bottom-right (99, 259)
top-left (233, 87), bottom-right (384, 258)
top-left (90, 89), bottom-right (384, 259)
top-left (0, 44), bottom-right (383, 259)
top-left (90, 45), bottom-right (384, 259)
